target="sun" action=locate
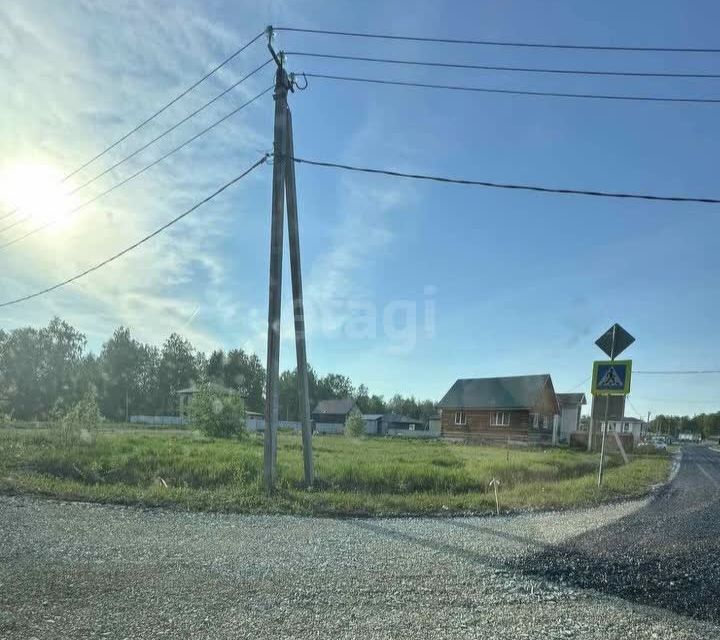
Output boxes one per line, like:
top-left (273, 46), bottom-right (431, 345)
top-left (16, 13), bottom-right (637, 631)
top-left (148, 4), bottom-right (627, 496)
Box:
top-left (0, 162), bottom-right (76, 228)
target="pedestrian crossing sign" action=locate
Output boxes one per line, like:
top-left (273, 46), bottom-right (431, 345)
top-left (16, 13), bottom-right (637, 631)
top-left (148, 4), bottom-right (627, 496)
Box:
top-left (592, 360), bottom-right (632, 396)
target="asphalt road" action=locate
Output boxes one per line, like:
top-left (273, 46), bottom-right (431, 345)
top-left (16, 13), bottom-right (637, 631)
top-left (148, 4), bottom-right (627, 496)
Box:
top-left (1, 447), bottom-right (718, 639)
top-left (515, 445), bottom-right (720, 623)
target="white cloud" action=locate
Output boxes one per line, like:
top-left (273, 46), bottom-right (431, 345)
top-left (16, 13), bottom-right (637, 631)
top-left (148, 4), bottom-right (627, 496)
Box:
top-left (0, 0), bottom-right (276, 353)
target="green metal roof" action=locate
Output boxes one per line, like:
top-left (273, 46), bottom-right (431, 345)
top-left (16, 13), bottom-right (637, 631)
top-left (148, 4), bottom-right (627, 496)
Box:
top-left (438, 375), bottom-right (552, 410)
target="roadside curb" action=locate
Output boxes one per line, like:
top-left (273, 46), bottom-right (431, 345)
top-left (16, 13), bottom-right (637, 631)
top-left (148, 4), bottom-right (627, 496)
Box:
top-left (648, 450), bottom-right (682, 499)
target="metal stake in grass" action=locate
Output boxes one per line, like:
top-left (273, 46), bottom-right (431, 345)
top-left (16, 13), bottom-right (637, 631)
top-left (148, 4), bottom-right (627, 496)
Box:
top-left (489, 477), bottom-right (501, 515)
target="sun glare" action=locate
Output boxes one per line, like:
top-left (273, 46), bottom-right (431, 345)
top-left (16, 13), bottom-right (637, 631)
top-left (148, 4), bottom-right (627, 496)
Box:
top-left (0, 163), bottom-right (76, 229)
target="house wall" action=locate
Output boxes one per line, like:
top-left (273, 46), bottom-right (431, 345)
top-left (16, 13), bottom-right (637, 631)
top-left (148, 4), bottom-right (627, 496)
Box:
top-left (441, 408), bottom-right (531, 443)
top-left (601, 420), bottom-right (644, 443)
top-left (559, 404), bottom-right (581, 441)
top-left (314, 421), bottom-right (345, 434)
top-left (363, 418), bottom-right (381, 435)
top-left (534, 382), bottom-right (560, 416)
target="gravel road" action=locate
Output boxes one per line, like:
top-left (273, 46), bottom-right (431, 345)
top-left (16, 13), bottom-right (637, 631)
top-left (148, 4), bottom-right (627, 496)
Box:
top-left (1, 448), bottom-right (718, 639)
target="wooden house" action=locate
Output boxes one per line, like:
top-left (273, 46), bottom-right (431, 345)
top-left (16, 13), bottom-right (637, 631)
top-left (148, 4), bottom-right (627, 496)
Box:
top-left (438, 374), bottom-right (560, 444)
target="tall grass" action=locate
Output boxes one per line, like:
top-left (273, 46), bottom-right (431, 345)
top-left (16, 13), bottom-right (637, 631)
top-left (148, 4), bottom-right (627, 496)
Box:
top-left (0, 427), bottom-right (670, 515)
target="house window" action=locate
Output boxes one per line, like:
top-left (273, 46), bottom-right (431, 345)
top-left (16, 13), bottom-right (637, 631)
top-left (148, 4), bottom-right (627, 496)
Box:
top-left (623, 422), bottom-right (630, 433)
top-left (454, 411), bottom-right (466, 426)
top-left (530, 413), bottom-right (539, 429)
top-left (409, 424), bottom-right (415, 431)
top-left (491, 411), bottom-right (510, 427)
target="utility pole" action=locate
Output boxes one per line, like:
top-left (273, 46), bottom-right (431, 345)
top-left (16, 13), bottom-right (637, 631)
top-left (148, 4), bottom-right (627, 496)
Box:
top-left (263, 29), bottom-right (314, 489)
top-left (285, 108), bottom-right (314, 486)
top-left (264, 55), bottom-right (289, 491)
top-left (597, 325), bottom-right (617, 487)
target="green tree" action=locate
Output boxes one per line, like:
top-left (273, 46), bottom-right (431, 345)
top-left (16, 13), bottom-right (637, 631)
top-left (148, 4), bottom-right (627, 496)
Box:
top-left (207, 349), bottom-right (225, 383)
top-left (364, 394), bottom-right (386, 415)
top-left (317, 373), bottom-right (354, 400)
top-left (99, 327), bottom-right (146, 420)
top-left (58, 390), bottom-right (101, 446)
top-left (188, 384), bottom-right (246, 438)
top-left (345, 411), bottom-right (365, 438)
top-left (0, 318), bottom-right (86, 419)
top-left (40, 317), bottom-right (87, 411)
top-left (157, 333), bottom-right (198, 414)
top-left (223, 349), bottom-right (266, 412)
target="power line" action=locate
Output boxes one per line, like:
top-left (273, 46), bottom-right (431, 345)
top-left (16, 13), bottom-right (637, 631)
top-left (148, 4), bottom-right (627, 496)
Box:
top-left (635, 370), bottom-right (720, 374)
top-left (0, 156), bottom-right (268, 309)
top-left (635, 396), bottom-right (719, 405)
top-left (0, 29), bottom-right (266, 226)
top-left (0, 86), bottom-right (273, 253)
top-left (567, 376), bottom-right (591, 391)
top-left (626, 397), bottom-right (645, 419)
top-left (288, 51), bottom-right (720, 79)
top-left (284, 154), bottom-right (720, 204)
top-left (304, 72), bottom-right (720, 104)
top-left (0, 60), bottom-right (272, 237)
top-left (275, 27), bottom-right (720, 54)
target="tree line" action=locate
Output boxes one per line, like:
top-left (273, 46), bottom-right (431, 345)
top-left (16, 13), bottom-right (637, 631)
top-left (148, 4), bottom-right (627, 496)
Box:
top-left (652, 413), bottom-right (720, 439)
top-left (0, 317), bottom-right (437, 422)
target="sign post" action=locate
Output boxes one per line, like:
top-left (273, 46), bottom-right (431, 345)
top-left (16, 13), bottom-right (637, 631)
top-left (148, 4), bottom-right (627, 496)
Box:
top-left (489, 478), bottom-right (501, 515)
top-left (592, 323), bottom-right (635, 487)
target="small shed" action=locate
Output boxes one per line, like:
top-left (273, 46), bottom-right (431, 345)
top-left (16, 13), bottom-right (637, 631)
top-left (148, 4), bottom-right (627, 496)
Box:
top-left (383, 413), bottom-right (425, 435)
top-left (362, 414), bottom-right (383, 435)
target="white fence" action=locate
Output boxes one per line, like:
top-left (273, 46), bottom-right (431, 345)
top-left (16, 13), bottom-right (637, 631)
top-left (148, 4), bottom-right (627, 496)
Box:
top-left (386, 428), bottom-right (438, 438)
top-left (246, 417), bottom-right (302, 432)
top-left (130, 415), bottom-right (188, 426)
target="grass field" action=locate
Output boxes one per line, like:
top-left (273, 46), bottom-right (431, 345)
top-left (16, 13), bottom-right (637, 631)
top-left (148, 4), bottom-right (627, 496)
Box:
top-left (0, 425), bottom-right (671, 516)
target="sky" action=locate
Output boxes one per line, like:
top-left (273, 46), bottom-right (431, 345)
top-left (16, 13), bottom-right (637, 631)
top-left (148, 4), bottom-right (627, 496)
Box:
top-left (1, 0), bottom-right (719, 417)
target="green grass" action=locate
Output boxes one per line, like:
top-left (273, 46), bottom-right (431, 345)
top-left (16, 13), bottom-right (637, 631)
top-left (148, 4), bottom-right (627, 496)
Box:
top-left (0, 426), bottom-right (671, 516)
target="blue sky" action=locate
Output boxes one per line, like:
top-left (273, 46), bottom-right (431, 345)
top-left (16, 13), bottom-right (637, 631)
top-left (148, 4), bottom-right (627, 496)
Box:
top-left (1, 0), bottom-right (719, 416)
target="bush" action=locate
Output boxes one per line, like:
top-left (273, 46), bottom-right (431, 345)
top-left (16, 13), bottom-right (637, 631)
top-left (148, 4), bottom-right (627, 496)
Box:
top-left (188, 384), bottom-right (246, 438)
top-left (58, 391), bottom-right (100, 445)
top-left (345, 412), bottom-right (365, 438)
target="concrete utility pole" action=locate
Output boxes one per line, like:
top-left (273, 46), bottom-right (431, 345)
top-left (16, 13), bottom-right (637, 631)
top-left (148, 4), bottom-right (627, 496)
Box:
top-left (264, 61), bottom-right (289, 491)
top-left (263, 30), bottom-right (314, 490)
top-left (285, 109), bottom-right (314, 486)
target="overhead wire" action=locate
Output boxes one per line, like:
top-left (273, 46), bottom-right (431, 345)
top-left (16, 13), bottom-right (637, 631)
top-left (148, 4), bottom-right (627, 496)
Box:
top-left (303, 72), bottom-right (720, 104)
top-left (635, 369), bottom-right (720, 374)
top-left (0, 59), bottom-right (272, 237)
top-left (0, 156), bottom-right (268, 308)
top-left (567, 376), bottom-right (591, 392)
top-left (274, 27), bottom-right (720, 53)
top-left (288, 51), bottom-right (720, 79)
top-left (0, 86), bottom-right (273, 253)
top-left (283, 155), bottom-right (720, 204)
top-left (0, 29), bottom-right (266, 225)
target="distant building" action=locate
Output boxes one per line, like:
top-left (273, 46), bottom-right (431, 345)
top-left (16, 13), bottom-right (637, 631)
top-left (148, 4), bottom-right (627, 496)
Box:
top-left (438, 374), bottom-right (559, 445)
top-left (383, 413), bottom-right (426, 436)
top-left (600, 416), bottom-right (646, 443)
top-left (311, 398), bottom-right (359, 434)
top-left (556, 393), bottom-right (587, 443)
top-left (362, 414), bottom-right (384, 435)
top-left (176, 382), bottom-right (240, 416)
top-left (246, 410), bottom-right (264, 432)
